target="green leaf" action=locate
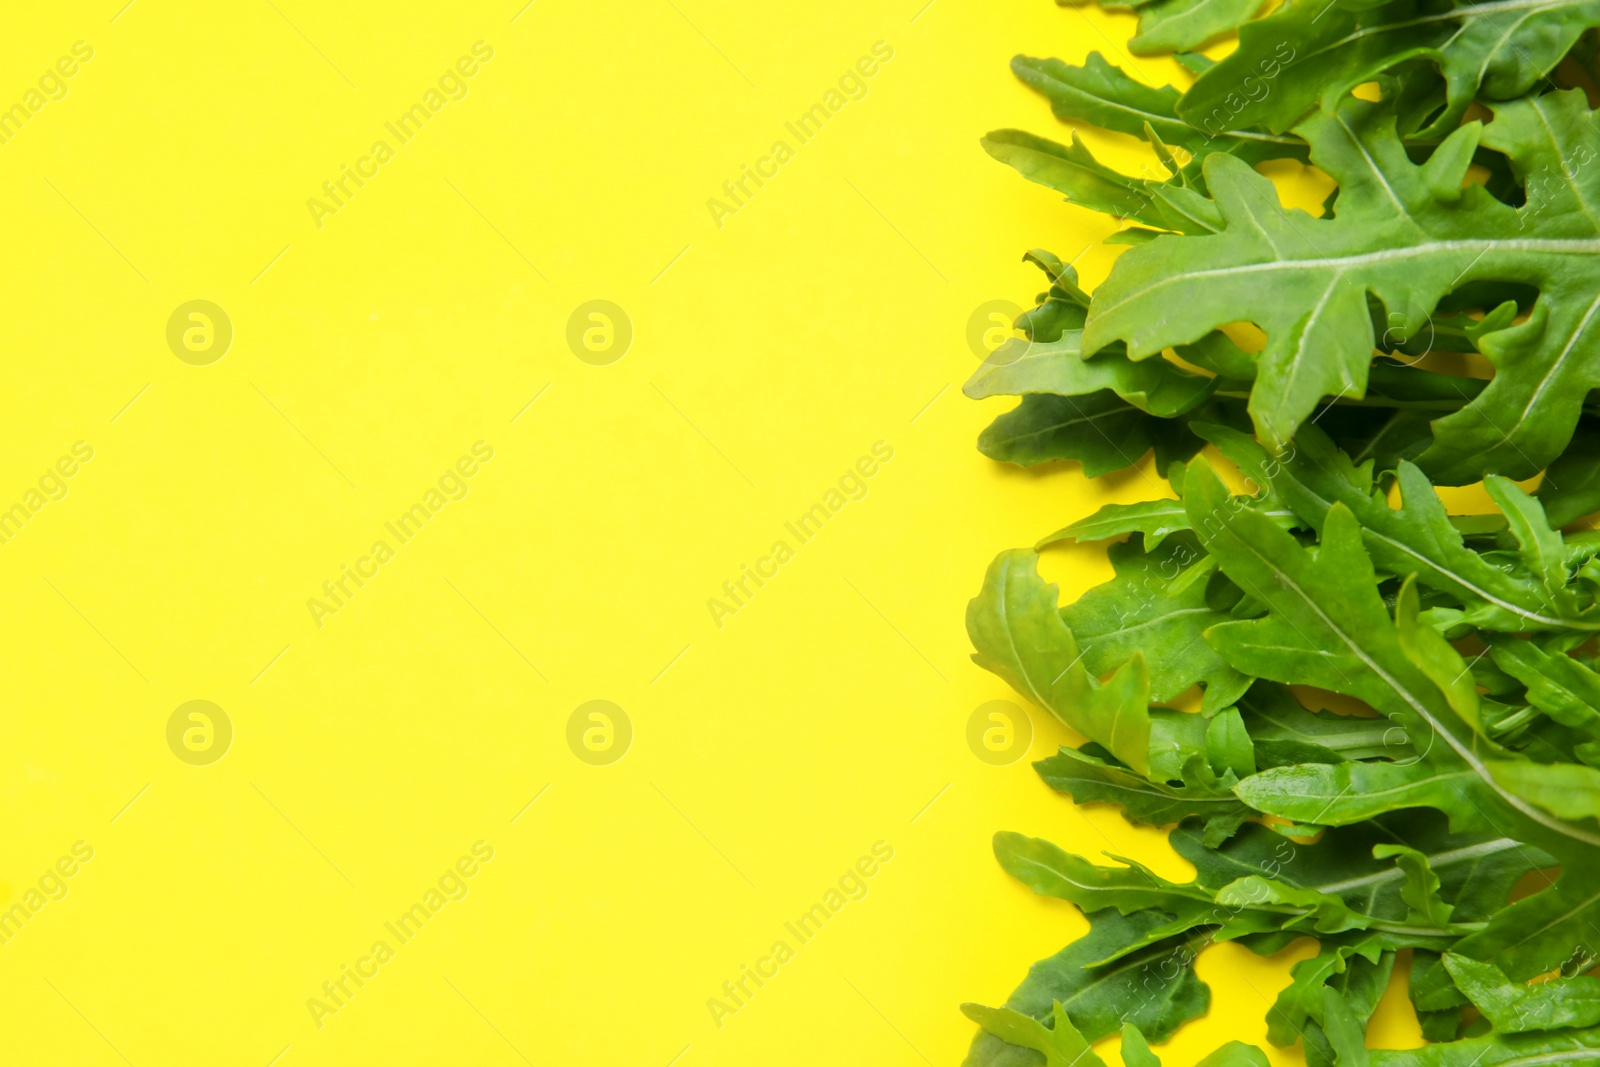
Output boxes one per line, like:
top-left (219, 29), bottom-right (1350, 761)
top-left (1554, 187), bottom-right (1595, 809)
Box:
top-left (1307, 955), bottom-right (1392, 1067)
top-left (1195, 1043), bottom-right (1271, 1067)
top-left (1485, 635), bottom-right (1600, 734)
top-left (1488, 759), bottom-right (1600, 821)
top-left (1485, 476), bottom-right (1573, 610)
top-left (1172, 811), bottom-right (1543, 924)
top-left (1084, 92), bottom-right (1600, 482)
top-left (978, 392), bottom-right (1167, 475)
top-left (1036, 745), bottom-right (1254, 846)
top-left (1444, 952), bottom-right (1600, 1032)
top-left (994, 832), bottom-right (1217, 923)
top-left (1179, 0), bottom-right (1600, 137)
top-left (968, 550), bottom-right (1153, 774)
top-left (1010, 53), bottom-right (1304, 170)
top-left (1119, 1024), bottom-right (1161, 1067)
top-left (981, 129), bottom-right (1222, 234)
top-left (1319, 988), bottom-right (1371, 1067)
top-left (1234, 757), bottom-right (1478, 832)
top-left (1236, 684), bottom-right (1408, 764)
top-left (1038, 499), bottom-right (1188, 550)
top-left (1270, 947), bottom-right (1357, 1047)
top-left (1368, 1027), bottom-right (1600, 1064)
top-left (964, 332), bottom-right (1219, 417)
top-left (1183, 459), bottom-right (1600, 862)
top-left (1127, 0), bottom-right (1266, 53)
top-left (995, 832), bottom-right (1475, 960)
top-left (1060, 534), bottom-right (1254, 712)
top-left (1264, 426), bottom-right (1597, 633)
top-left (1212, 877), bottom-right (1399, 937)
top-left (960, 910), bottom-right (1211, 1067)
top-left (961, 1002), bottom-right (1107, 1067)
top-left (1537, 422), bottom-right (1600, 527)
top-left (1371, 844), bottom-right (1455, 927)
top-left (1206, 708), bottom-right (1256, 779)
top-left (1422, 873), bottom-right (1600, 995)
top-left (1395, 576), bottom-right (1481, 733)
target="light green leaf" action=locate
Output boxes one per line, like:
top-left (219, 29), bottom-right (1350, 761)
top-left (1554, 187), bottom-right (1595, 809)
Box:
top-left (1085, 92), bottom-right (1600, 482)
top-left (964, 332), bottom-right (1219, 417)
top-left (1444, 952), bottom-right (1600, 1032)
top-left (1369, 1026), bottom-right (1600, 1065)
top-left (968, 550), bottom-right (1153, 774)
top-left (1371, 844), bottom-right (1455, 927)
top-left (1119, 1024), bottom-right (1161, 1067)
top-left (1060, 534), bottom-right (1254, 712)
top-left (961, 1002), bottom-right (1106, 1067)
top-left (1038, 499), bottom-right (1188, 550)
top-left (981, 129), bottom-right (1222, 235)
top-left (1128, 0), bottom-right (1266, 53)
top-left (1395, 576), bottom-right (1481, 732)
top-left (1320, 988), bottom-right (1371, 1067)
top-left (1485, 635), bottom-right (1600, 734)
top-left (1487, 759), bottom-right (1600, 821)
top-left (993, 832), bottom-right (1216, 922)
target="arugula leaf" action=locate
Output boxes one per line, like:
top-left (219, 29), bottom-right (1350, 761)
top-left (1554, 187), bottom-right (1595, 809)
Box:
top-left (977, 391), bottom-right (1200, 475)
top-left (1263, 426), bottom-right (1598, 633)
top-left (1236, 684), bottom-right (1410, 764)
top-left (1061, 533), bottom-right (1254, 711)
top-left (1196, 1044), bottom-right (1271, 1066)
top-left (994, 832), bottom-right (1219, 924)
top-left (1537, 422), bottom-right (1600, 526)
top-left (1485, 635), bottom-right (1600, 733)
top-left (1123, 0), bottom-right (1267, 53)
top-left (1055, 0), bottom-right (1267, 54)
top-left (961, 1002), bottom-right (1107, 1067)
top-left (1084, 92), bottom-right (1600, 483)
top-left (1270, 944), bottom-right (1378, 1047)
top-left (1488, 758), bottom-right (1600, 820)
top-left (1368, 1026), bottom-right (1600, 1064)
top-left (1185, 459), bottom-right (1600, 862)
top-left (1036, 744), bottom-right (1255, 845)
top-left (1010, 53), bottom-right (1307, 170)
top-left (960, 910), bottom-right (1211, 1067)
top-left (1372, 843), bottom-right (1456, 926)
top-left (1306, 954), bottom-right (1392, 1066)
top-left (981, 129), bottom-right (1223, 234)
top-left (965, 332), bottom-right (1220, 415)
top-left (1039, 498), bottom-right (1189, 550)
top-left (1180, 0), bottom-right (1600, 137)
top-left (964, 325), bottom-right (1226, 477)
top-left (968, 550), bottom-right (1154, 773)
top-left (1118, 1024), bottom-right (1161, 1067)
top-left (1443, 952), bottom-right (1600, 1031)
top-left (1172, 810), bottom-right (1543, 923)
top-left (994, 832), bottom-right (1481, 954)
top-left (1320, 987), bottom-right (1373, 1067)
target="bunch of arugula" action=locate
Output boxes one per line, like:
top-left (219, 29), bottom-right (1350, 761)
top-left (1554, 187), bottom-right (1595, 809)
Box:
top-left (965, 6), bottom-right (1600, 1066)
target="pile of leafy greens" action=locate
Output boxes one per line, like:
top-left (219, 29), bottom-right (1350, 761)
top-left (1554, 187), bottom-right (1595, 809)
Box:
top-left (964, 4), bottom-right (1600, 1066)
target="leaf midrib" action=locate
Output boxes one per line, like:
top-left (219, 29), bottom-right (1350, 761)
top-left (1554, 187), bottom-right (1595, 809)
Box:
top-left (1089, 238), bottom-right (1600, 327)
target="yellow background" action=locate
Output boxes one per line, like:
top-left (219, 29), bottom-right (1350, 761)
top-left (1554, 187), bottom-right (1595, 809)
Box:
top-left (0, 1), bottom-right (1422, 1064)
